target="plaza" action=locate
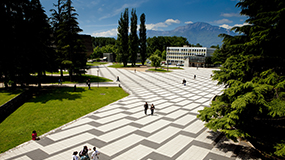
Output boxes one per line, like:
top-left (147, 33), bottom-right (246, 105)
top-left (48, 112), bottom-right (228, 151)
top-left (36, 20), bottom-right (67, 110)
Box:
top-left (0, 65), bottom-right (260, 160)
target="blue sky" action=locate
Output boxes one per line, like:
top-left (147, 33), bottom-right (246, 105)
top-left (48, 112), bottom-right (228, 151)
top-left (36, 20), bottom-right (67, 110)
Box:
top-left (41, 0), bottom-right (247, 37)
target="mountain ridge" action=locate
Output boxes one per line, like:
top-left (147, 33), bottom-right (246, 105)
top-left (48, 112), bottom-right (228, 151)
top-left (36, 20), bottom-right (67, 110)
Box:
top-left (146, 22), bottom-right (235, 47)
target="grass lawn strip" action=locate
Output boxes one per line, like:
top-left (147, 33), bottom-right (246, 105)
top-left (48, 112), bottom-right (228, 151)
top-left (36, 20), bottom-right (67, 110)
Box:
top-left (0, 87), bottom-right (129, 153)
top-left (147, 68), bottom-right (171, 72)
top-left (0, 90), bottom-right (22, 106)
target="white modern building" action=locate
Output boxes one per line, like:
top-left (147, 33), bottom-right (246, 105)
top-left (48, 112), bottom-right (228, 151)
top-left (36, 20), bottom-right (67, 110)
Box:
top-left (166, 46), bottom-right (216, 67)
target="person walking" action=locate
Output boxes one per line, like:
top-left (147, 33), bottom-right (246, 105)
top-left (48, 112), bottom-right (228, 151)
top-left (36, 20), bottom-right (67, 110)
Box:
top-left (144, 102), bottom-right (149, 115)
top-left (182, 79), bottom-right (186, 86)
top-left (150, 104), bottom-right (155, 115)
top-left (91, 147), bottom-right (100, 160)
top-left (88, 79), bottom-right (91, 89)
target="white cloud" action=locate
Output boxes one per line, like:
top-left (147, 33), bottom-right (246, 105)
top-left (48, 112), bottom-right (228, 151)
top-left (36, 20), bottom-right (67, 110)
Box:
top-left (213, 19), bottom-right (233, 24)
top-left (92, 28), bottom-right (118, 37)
top-left (146, 19), bottom-right (180, 31)
top-left (233, 23), bottom-right (250, 27)
top-left (220, 13), bottom-right (240, 17)
top-left (165, 19), bottom-right (180, 25)
top-left (219, 24), bottom-right (232, 29)
top-left (219, 23), bottom-right (250, 29)
top-left (185, 21), bottom-right (193, 24)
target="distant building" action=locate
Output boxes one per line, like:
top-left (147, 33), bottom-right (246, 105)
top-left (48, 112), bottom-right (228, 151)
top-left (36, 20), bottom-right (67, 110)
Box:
top-left (166, 46), bottom-right (216, 67)
top-left (103, 53), bottom-right (114, 62)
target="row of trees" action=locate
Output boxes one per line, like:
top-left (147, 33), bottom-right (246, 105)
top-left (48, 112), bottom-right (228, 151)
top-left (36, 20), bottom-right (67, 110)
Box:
top-left (198, 0), bottom-right (285, 158)
top-left (89, 36), bottom-right (194, 64)
top-left (0, 0), bottom-right (86, 88)
top-left (116, 8), bottom-right (147, 66)
top-left (1, 0), bottom-right (56, 88)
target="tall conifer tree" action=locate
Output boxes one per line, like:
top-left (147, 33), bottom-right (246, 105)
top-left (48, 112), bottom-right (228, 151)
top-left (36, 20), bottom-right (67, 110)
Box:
top-left (139, 13), bottom-right (147, 65)
top-left (129, 9), bottom-right (138, 66)
top-left (117, 8), bottom-right (129, 67)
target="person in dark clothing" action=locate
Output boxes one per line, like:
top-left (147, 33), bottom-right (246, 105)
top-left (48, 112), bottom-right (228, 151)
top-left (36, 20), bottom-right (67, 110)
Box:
top-left (182, 79), bottom-right (186, 86)
top-left (150, 104), bottom-right (155, 115)
top-left (144, 102), bottom-right (149, 115)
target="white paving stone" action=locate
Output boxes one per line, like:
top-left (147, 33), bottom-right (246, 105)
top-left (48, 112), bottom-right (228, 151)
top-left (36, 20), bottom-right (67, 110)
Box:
top-left (100, 134), bottom-right (145, 156)
top-left (140, 119), bottom-right (171, 133)
top-left (94, 113), bottom-right (127, 124)
top-left (183, 120), bottom-right (205, 134)
top-left (148, 126), bottom-right (181, 144)
top-left (96, 118), bottom-right (132, 132)
top-left (99, 125), bottom-right (137, 143)
top-left (48, 124), bottom-right (94, 141)
top-left (176, 145), bottom-right (210, 160)
top-left (165, 109), bottom-right (189, 119)
top-left (112, 144), bottom-right (153, 160)
top-left (172, 114), bottom-right (197, 126)
top-left (156, 135), bottom-right (194, 157)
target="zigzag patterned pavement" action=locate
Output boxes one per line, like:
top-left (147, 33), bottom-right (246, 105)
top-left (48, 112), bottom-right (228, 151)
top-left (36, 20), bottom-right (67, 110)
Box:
top-left (0, 65), bottom-right (261, 160)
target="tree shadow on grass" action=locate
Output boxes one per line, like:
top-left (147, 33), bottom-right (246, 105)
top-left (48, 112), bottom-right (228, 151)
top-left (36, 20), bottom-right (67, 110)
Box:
top-left (28, 87), bottom-right (85, 103)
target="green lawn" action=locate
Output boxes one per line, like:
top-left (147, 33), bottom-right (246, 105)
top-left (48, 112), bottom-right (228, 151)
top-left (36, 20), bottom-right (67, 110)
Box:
top-left (0, 87), bottom-right (129, 153)
top-left (46, 71), bottom-right (69, 75)
top-left (108, 63), bottom-right (141, 68)
top-left (86, 62), bottom-right (108, 66)
top-left (147, 68), bottom-right (171, 72)
top-left (0, 89), bottom-right (22, 106)
top-left (53, 74), bottom-right (112, 84)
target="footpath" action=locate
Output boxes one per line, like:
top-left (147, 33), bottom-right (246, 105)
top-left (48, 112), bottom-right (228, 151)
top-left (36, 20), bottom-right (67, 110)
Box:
top-left (0, 65), bottom-right (262, 160)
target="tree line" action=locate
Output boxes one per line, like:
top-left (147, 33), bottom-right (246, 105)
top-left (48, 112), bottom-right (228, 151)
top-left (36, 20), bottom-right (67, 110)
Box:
top-left (198, 0), bottom-right (285, 158)
top-left (0, 0), bottom-right (86, 88)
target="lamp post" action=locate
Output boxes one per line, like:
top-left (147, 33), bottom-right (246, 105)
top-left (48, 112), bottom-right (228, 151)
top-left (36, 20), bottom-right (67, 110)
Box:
top-left (97, 70), bottom-right (99, 87)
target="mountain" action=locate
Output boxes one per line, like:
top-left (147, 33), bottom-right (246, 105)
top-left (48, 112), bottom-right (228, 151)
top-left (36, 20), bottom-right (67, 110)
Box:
top-left (146, 22), bottom-right (236, 47)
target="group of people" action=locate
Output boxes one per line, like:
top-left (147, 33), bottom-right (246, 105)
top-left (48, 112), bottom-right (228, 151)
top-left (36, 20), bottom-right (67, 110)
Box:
top-left (144, 102), bottom-right (155, 115)
top-left (73, 146), bottom-right (100, 160)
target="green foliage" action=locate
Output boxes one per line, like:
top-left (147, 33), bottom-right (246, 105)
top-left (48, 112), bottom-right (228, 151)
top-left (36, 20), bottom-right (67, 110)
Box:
top-left (0, 0), bottom-right (56, 88)
top-left (51, 0), bottom-right (86, 81)
top-left (129, 9), bottom-right (138, 66)
top-left (0, 87), bottom-right (129, 153)
top-left (149, 51), bottom-right (162, 69)
top-left (147, 68), bottom-right (170, 72)
top-left (117, 8), bottom-right (129, 67)
top-left (91, 37), bottom-right (116, 48)
top-left (90, 45), bottom-right (116, 59)
top-left (198, 0), bottom-right (285, 158)
top-left (146, 36), bottom-right (189, 56)
top-left (0, 90), bottom-right (22, 106)
top-left (139, 13), bottom-right (147, 65)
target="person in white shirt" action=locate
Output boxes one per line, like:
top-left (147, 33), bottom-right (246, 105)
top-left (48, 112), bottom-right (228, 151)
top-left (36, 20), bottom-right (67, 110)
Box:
top-left (72, 151), bottom-right (79, 160)
top-left (91, 147), bottom-right (100, 160)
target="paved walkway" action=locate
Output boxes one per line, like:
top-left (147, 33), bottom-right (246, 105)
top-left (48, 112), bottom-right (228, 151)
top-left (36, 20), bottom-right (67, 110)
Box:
top-left (0, 65), bottom-right (261, 160)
